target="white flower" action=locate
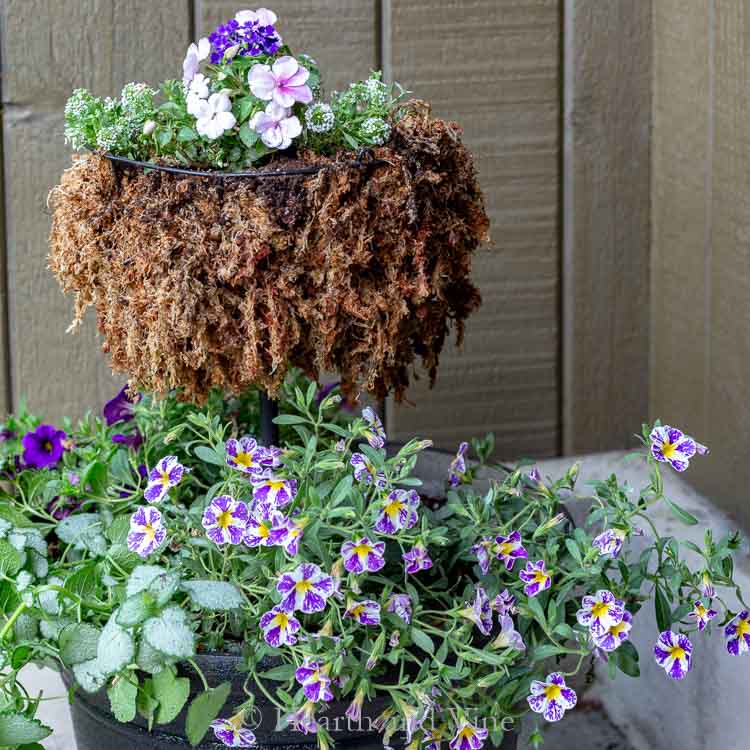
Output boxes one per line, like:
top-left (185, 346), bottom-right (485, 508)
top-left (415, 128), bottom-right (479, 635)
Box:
top-left (305, 103), bottom-right (335, 134)
top-left (249, 101), bottom-right (302, 149)
top-left (194, 93), bottom-right (237, 140)
top-left (143, 120), bottom-right (156, 136)
top-left (183, 37), bottom-right (211, 85)
top-left (236, 8), bottom-right (277, 26)
top-left (187, 73), bottom-right (211, 116)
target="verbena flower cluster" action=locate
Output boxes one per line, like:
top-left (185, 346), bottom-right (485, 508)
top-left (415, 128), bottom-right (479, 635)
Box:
top-left (62, 7), bottom-right (407, 170)
top-left (0, 377), bottom-right (746, 749)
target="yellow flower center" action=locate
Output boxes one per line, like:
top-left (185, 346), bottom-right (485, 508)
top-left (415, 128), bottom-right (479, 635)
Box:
top-left (661, 441), bottom-right (677, 459)
top-left (384, 500), bottom-right (404, 516)
top-left (274, 611), bottom-right (289, 628)
top-left (217, 510), bottom-right (233, 529)
top-left (544, 684), bottom-right (562, 701)
top-left (227, 713), bottom-right (244, 732)
top-left (268, 479), bottom-right (286, 491)
top-left (258, 523), bottom-right (270, 539)
top-left (591, 602), bottom-right (611, 619)
top-left (695, 604), bottom-right (707, 618)
top-left (353, 543), bottom-right (373, 556)
top-left (736, 619), bottom-right (750, 638)
top-left (144, 523), bottom-right (156, 542)
top-left (43, 441), bottom-right (53, 452)
top-left (350, 604), bottom-right (366, 618)
top-left (160, 470), bottom-right (171, 485)
top-left (295, 579), bottom-right (312, 593)
top-left (498, 542), bottom-right (515, 556)
top-left (669, 645), bottom-right (686, 661)
top-left (458, 727), bottom-right (476, 742)
top-left (532, 570), bottom-right (548, 584)
top-left (234, 452), bottom-right (254, 468)
top-left (609, 621), bottom-right (627, 637)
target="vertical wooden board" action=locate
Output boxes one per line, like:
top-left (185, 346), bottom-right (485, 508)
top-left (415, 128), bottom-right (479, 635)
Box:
top-left (197, 1), bottom-right (377, 93)
top-left (562, 0), bottom-right (651, 453)
top-left (1, 1), bottom-right (191, 421)
top-left (386, 0), bottom-right (560, 457)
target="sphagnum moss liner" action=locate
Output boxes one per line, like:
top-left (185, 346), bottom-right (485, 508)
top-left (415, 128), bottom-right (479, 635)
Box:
top-left (49, 101), bottom-right (489, 403)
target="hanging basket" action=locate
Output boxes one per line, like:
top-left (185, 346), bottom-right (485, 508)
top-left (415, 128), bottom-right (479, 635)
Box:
top-left (48, 101), bottom-right (490, 403)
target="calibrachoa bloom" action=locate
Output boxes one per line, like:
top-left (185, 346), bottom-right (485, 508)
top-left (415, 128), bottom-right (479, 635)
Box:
top-left (144, 455), bottom-right (187, 503)
top-left (252, 473), bottom-right (298, 512)
top-left (285, 701), bottom-right (318, 735)
top-left (361, 406), bottom-right (386, 449)
top-left (350, 452), bottom-right (387, 489)
top-left (470, 538), bottom-right (494, 575)
top-left (248, 56), bottom-right (313, 107)
top-left (519, 560), bottom-right (552, 598)
top-left (576, 590), bottom-right (625, 637)
top-left (262, 445), bottom-right (283, 468)
top-left (491, 615), bottom-right (526, 651)
top-left (492, 589), bottom-right (516, 616)
top-left (277, 563), bottom-right (335, 613)
top-left (22, 424), bottom-right (67, 470)
top-left (127, 506), bottom-right (166, 558)
top-left (649, 425), bottom-right (702, 472)
top-left (594, 610), bottom-right (633, 652)
top-left (244, 510), bottom-right (288, 548)
top-left (448, 442), bottom-right (469, 487)
top-left (460, 586), bottom-right (493, 635)
top-left (210, 714), bottom-right (256, 748)
top-left (653, 630), bottom-right (693, 679)
top-left (260, 606), bottom-right (300, 647)
top-left (341, 537), bottom-right (385, 574)
top-left (373, 489), bottom-right (420, 534)
top-left (495, 530), bottom-right (528, 571)
top-left (281, 517), bottom-right (304, 556)
top-left (449, 721), bottom-right (488, 750)
top-left (345, 687), bottom-right (365, 723)
top-left (345, 599), bottom-right (381, 626)
top-left (527, 673), bottom-right (577, 722)
top-left (403, 544), bottom-right (432, 574)
top-left (225, 436), bottom-right (266, 475)
top-left (592, 528), bottom-right (626, 558)
top-left (249, 102), bottom-right (302, 149)
top-left (202, 495), bottom-right (249, 545)
top-left (701, 571), bottom-right (716, 599)
top-left (725, 611), bottom-right (750, 656)
top-left (295, 661), bottom-right (334, 703)
top-left (103, 385), bottom-right (139, 425)
top-left (387, 593), bottom-right (412, 624)
top-left (690, 600), bottom-right (718, 632)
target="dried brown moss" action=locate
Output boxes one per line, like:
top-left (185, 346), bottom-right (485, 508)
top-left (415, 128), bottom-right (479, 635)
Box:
top-left (48, 101), bottom-right (490, 403)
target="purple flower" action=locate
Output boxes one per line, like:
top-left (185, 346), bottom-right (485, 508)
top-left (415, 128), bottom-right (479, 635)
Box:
top-left (350, 452), bottom-right (387, 489)
top-left (701, 572), bottom-right (716, 599)
top-left (470, 539), bottom-right (494, 575)
top-left (210, 715), bottom-right (256, 747)
top-left (202, 495), bottom-right (249, 545)
top-left (690, 600), bottom-right (718, 632)
top-left (449, 722), bottom-right (488, 750)
top-left (373, 489), bottom-right (420, 535)
top-left (653, 630), bottom-right (693, 679)
top-left (402, 544), bottom-right (432, 575)
top-left (244, 510), bottom-right (288, 548)
top-left (281, 517), bottom-right (304, 556)
top-left (386, 594), bottom-right (412, 624)
top-left (526, 467), bottom-right (542, 484)
top-left (519, 560), bottom-right (552, 598)
top-left (277, 563), bottom-right (335, 614)
top-left (341, 537), bottom-right (386, 574)
top-left (285, 702), bottom-right (318, 735)
top-left (527, 673), bottom-right (577, 722)
top-left (208, 16), bottom-right (281, 65)
top-left (144, 456), bottom-right (187, 503)
top-left (0, 428), bottom-right (15, 442)
top-left (252, 473), bottom-right (298, 513)
top-left (103, 385), bottom-right (139, 425)
top-left (262, 445), bottom-right (283, 469)
top-left (226, 437), bottom-right (267, 476)
top-left (492, 589), bottom-right (517, 616)
top-left (46, 496), bottom-right (82, 521)
top-left (345, 599), bottom-right (381, 626)
top-left (460, 586), bottom-right (493, 635)
top-left (495, 530), bottom-right (528, 571)
top-left (112, 429), bottom-right (144, 450)
top-left (248, 56), bottom-right (313, 107)
top-left (260, 606), bottom-right (300, 647)
top-left (491, 615), bottom-right (526, 651)
top-left (448, 442), bottom-right (469, 487)
top-left (593, 610), bottom-right (633, 652)
top-left (361, 407), bottom-right (386, 449)
top-left (127, 506), bottom-right (166, 558)
top-left (592, 528), bottom-right (625, 558)
top-left (345, 688), bottom-right (365, 723)
top-left (295, 661), bottom-right (333, 703)
top-left (725, 611), bottom-right (750, 656)
top-left (576, 590), bottom-right (625, 637)
top-left (649, 425), bottom-right (702, 472)
top-left (22, 424), bottom-right (66, 469)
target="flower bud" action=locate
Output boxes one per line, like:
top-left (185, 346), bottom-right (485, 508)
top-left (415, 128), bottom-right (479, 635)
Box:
top-left (143, 120), bottom-right (157, 135)
top-left (224, 44), bottom-right (241, 60)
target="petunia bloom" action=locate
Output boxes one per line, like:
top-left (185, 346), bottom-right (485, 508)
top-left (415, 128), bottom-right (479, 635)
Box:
top-left (248, 56), bottom-right (312, 107)
top-left (449, 721), bottom-right (488, 750)
top-left (112, 430), bottom-right (143, 450)
top-left (402, 544), bottom-right (432, 575)
top-left (527, 673), bottom-right (577, 722)
top-left (285, 701), bottom-right (318, 735)
top-left (210, 714), bottom-right (256, 748)
top-left (144, 455), bottom-right (187, 503)
top-left (226, 436), bottom-right (267, 475)
top-left (725, 611), bottom-right (750, 656)
top-left (576, 590), bottom-right (625, 637)
top-left (261, 445), bottom-right (284, 469)
top-left (519, 560), bottom-right (552, 598)
top-left (350, 452), bottom-right (387, 489)
top-left (460, 586), bottom-right (493, 635)
top-left (386, 593), bottom-right (412, 624)
top-left (295, 661), bottom-right (334, 703)
top-left (341, 537), bottom-right (386, 574)
top-left (690, 600), bottom-right (718, 632)
top-left (252, 473), bottom-right (298, 513)
top-left (492, 589), bottom-right (517, 616)
top-left (361, 407), bottom-right (386, 449)
top-left (244, 510), bottom-right (288, 548)
top-left (593, 610), bottom-right (633, 652)
top-left (249, 101), bottom-right (302, 149)
top-left (649, 425), bottom-right (702, 472)
top-left (127, 506), bottom-right (166, 558)
top-left (448, 442), bottom-right (469, 487)
top-left (470, 538), bottom-right (494, 575)
top-left (103, 385), bottom-right (139, 425)
top-left (194, 92), bottom-right (237, 140)
top-left (345, 599), bottom-right (381, 626)
top-left (277, 563), bottom-right (335, 614)
top-left (202, 495), bottom-right (249, 545)
top-left (592, 528), bottom-right (626, 558)
top-left (373, 489), bottom-right (420, 535)
top-left (495, 530), bottom-right (528, 571)
top-left (653, 630), bottom-right (693, 679)
top-left (22, 424), bottom-right (67, 470)
top-left (260, 606), bottom-right (300, 647)
top-left (491, 615), bottom-right (526, 651)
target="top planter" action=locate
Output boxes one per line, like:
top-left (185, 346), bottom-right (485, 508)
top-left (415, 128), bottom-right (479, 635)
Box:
top-left (49, 101), bottom-right (489, 403)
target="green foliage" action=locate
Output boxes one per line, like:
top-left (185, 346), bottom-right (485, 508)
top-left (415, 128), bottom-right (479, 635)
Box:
top-left (185, 682), bottom-right (231, 747)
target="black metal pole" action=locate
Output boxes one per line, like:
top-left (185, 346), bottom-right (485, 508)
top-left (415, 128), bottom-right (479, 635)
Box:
top-left (260, 391), bottom-right (279, 447)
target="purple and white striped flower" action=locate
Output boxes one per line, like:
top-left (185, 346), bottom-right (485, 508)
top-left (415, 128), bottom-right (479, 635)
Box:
top-left (725, 611), bottom-right (750, 656)
top-left (144, 456), bottom-right (187, 503)
top-left (492, 589), bottom-right (517, 616)
top-left (527, 673), bottom-right (577, 722)
top-left (350, 452), bottom-right (387, 489)
top-left (252, 474), bottom-right (298, 513)
top-left (277, 563), bottom-right (335, 614)
top-left (593, 610), bottom-right (633, 652)
top-left (373, 489), bottom-right (420, 535)
top-left (345, 687), bottom-right (365, 723)
top-left (127, 506), bottom-right (166, 558)
top-left (202, 495), bottom-right (249, 545)
top-left (690, 600), bottom-right (718, 632)
top-left (244, 510), bottom-right (288, 548)
top-left (470, 538), bottom-right (494, 575)
top-left (260, 606), bottom-right (301, 647)
top-left (261, 445), bottom-right (284, 469)
top-left (519, 560), bottom-right (552, 598)
top-left (448, 442), bottom-right (469, 487)
top-left (403, 544), bottom-right (432, 574)
top-left (281, 517), bottom-right (304, 556)
top-left (285, 702), bottom-right (318, 735)
top-left (460, 586), bottom-right (493, 635)
top-left (649, 425), bottom-right (702, 472)
top-left (701, 572), bottom-right (716, 599)
top-left (345, 599), bottom-right (381, 626)
top-left (341, 537), bottom-right (386, 574)
top-left (361, 407), bottom-right (386, 449)
top-left (495, 530), bottom-right (528, 571)
top-left (210, 714), bottom-right (256, 748)
top-left (592, 528), bottom-right (626, 558)
top-left (576, 590), bottom-right (625, 637)
top-left (295, 661), bottom-right (334, 703)
top-left (386, 593), bottom-right (412, 624)
top-left (449, 722), bottom-right (488, 750)
top-left (653, 630), bottom-right (693, 679)
top-left (225, 437), bottom-right (266, 476)
top-left (491, 615), bottom-right (526, 651)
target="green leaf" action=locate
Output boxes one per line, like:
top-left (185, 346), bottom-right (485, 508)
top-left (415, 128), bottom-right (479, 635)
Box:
top-left (181, 580), bottom-right (244, 610)
top-left (0, 712), bottom-right (52, 745)
top-left (664, 497), bottom-right (699, 526)
top-left (0, 539), bottom-right (22, 576)
top-left (56, 513), bottom-right (107, 555)
top-left (149, 570), bottom-right (181, 606)
top-left (531, 644), bottom-right (573, 662)
top-left (185, 682), bottom-right (231, 747)
top-left (525, 596), bottom-right (547, 629)
top-left (259, 663), bottom-right (296, 681)
top-left (565, 538), bottom-right (582, 564)
top-left (330, 475), bottom-right (353, 507)
top-left (239, 122), bottom-right (260, 149)
top-left (108, 673), bottom-right (138, 723)
top-left (234, 96), bottom-right (256, 124)
top-left (65, 562), bottom-right (100, 599)
top-left (136, 639), bottom-right (168, 675)
top-left (655, 585), bottom-right (672, 632)
top-left (81, 461), bottom-right (108, 495)
top-left (273, 414), bottom-right (309, 426)
top-left (127, 565), bottom-right (166, 597)
top-left (611, 640), bottom-right (640, 677)
top-left (106, 515), bottom-right (131, 545)
top-left (97, 612), bottom-right (136, 676)
top-left (143, 606), bottom-right (195, 659)
top-left (72, 657), bottom-right (107, 693)
top-left (153, 668), bottom-right (191, 725)
top-left (410, 627), bottom-right (434, 655)
top-left (59, 623), bottom-right (101, 667)
top-left (194, 445), bottom-right (225, 467)
top-left (117, 591), bottom-right (154, 627)
top-left (177, 126), bottom-right (198, 142)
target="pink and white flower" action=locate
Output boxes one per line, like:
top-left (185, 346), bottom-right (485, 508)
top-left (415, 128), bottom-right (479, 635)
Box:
top-left (277, 563), bottom-right (335, 614)
top-left (248, 56), bottom-right (312, 107)
top-left (592, 528), bottom-right (626, 558)
top-left (244, 510), bottom-right (288, 548)
top-left (260, 606), bottom-right (300, 647)
top-left (295, 661), bottom-right (333, 703)
top-left (527, 673), bottom-right (577, 722)
top-left (350, 452), bottom-right (387, 489)
top-left (373, 489), bottom-right (420, 535)
top-left (194, 92), bottom-right (236, 140)
top-left (690, 600), bottom-right (718, 632)
top-left (144, 455), bottom-right (187, 503)
top-left (725, 611), bottom-right (750, 656)
top-left (341, 537), bottom-right (386, 574)
top-left (593, 610), bottom-right (633, 652)
top-left (495, 530), bottom-right (528, 571)
top-left (361, 407), bottom-right (386, 449)
top-left (519, 560), bottom-right (551, 598)
top-left (225, 437), bottom-right (266, 476)
top-left (252, 473), bottom-right (298, 513)
top-left (249, 102), bottom-right (302, 149)
top-left (402, 544), bottom-right (432, 574)
top-left (449, 722), bottom-right (488, 750)
top-left (210, 714), bottom-right (256, 748)
top-left (649, 425), bottom-right (702, 472)
top-left (576, 590), bottom-right (625, 637)
top-left (345, 599), bottom-right (381, 626)
top-left (127, 506), bottom-right (166, 558)
top-left (653, 630), bottom-right (693, 679)
top-left (202, 495), bottom-right (249, 545)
